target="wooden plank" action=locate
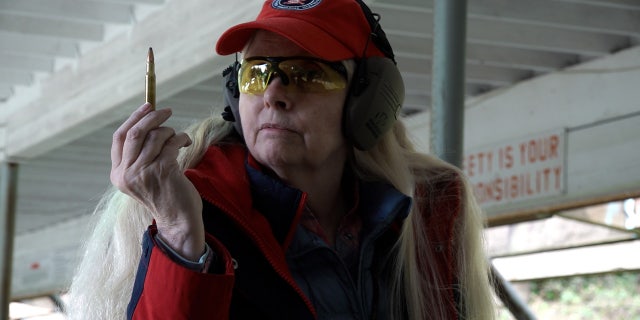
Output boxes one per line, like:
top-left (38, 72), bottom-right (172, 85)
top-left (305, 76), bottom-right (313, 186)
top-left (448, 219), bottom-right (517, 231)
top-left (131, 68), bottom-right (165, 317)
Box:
top-left (493, 240), bottom-right (640, 281)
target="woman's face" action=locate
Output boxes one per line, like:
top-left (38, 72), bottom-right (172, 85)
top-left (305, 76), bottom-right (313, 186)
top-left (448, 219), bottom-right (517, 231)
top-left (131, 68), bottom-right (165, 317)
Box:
top-left (239, 31), bottom-right (350, 175)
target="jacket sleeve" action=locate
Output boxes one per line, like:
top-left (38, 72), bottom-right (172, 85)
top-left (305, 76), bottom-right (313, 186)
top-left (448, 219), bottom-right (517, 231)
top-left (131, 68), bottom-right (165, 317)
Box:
top-left (127, 225), bottom-right (235, 320)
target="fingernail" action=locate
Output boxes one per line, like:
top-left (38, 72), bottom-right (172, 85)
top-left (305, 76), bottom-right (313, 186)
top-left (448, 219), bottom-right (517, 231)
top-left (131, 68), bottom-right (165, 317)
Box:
top-left (140, 103), bottom-right (152, 112)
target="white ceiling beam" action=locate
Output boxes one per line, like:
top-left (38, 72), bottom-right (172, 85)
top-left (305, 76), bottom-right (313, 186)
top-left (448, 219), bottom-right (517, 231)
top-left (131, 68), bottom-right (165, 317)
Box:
top-left (169, 87), bottom-right (218, 104)
top-left (17, 194), bottom-right (105, 209)
top-left (467, 18), bottom-right (626, 57)
top-left (0, 13), bottom-right (103, 41)
top-left (374, 0), bottom-right (640, 12)
top-left (369, 5), bottom-right (430, 35)
top-left (26, 154), bottom-right (109, 167)
top-left (402, 107), bottom-right (426, 116)
top-left (0, 0), bottom-right (133, 24)
top-left (391, 32), bottom-right (577, 73)
top-left (0, 85), bottom-right (12, 101)
top-left (17, 183), bottom-right (101, 198)
top-left (393, 38), bottom-right (576, 74)
top-left (401, 72), bottom-right (502, 101)
top-left (465, 77), bottom-right (511, 88)
top-left (554, 0), bottom-right (640, 10)
top-left (14, 205), bottom-right (85, 217)
top-left (466, 64), bottom-right (532, 84)
top-left (2, 0), bottom-right (264, 160)
top-left (21, 157), bottom-right (109, 172)
top-left (402, 94), bottom-right (428, 110)
top-left (0, 70), bottom-right (33, 86)
top-left (15, 212), bottom-right (88, 232)
top-left (189, 81), bottom-right (219, 93)
top-left (31, 149), bottom-right (110, 160)
top-left (397, 55), bottom-right (531, 86)
top-left (468, 0), bottom-right (640, 36)
top-left (466, 44), bottom-right (576, 72)
top-left (18, 181), bottom-right (106, 194)
top-left (370, 0), bottom-right (424, 9)
top-left (21, 160), bottom-right (108, 174)
top-left (161, 98), bottom-right (221, 116)
top-left (0, 31), bottom-right (78, 58)
top-left (373, 4), bottom-right (627, 57)
top-left (0, 53), bottom-right (54, 72)
top-left (98, 0), bottom-right (165, 4)
top-left (28, 148), bottom-right (111, 164)
top-left (17, 176), bottom-right (106, 189)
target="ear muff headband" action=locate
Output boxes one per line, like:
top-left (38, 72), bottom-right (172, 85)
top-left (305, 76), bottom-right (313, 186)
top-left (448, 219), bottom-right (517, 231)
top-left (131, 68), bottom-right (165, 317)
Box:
top-left (221, 1), bottom-right (404, 150)
top-left (342, 0), bottom-right (405, 150)
top-left (221, 61), bottom-right (242, 137)
top-left (344, 56), bottom-right (404, 150)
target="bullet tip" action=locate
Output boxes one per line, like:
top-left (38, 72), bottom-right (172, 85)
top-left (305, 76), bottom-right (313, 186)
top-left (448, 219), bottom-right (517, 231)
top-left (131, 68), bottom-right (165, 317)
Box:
top-left (148, 47), bottom-right (154, 62)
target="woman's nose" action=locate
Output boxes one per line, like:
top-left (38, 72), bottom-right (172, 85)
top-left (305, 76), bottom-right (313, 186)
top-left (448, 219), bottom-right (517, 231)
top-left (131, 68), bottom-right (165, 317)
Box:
top-left (263, 77), bottom-right (291, 110)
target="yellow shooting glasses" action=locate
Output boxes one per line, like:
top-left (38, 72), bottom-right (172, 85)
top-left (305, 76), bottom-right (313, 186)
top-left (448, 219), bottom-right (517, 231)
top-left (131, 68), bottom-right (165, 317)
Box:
top-left (238, 56), bottom-right (348, 95)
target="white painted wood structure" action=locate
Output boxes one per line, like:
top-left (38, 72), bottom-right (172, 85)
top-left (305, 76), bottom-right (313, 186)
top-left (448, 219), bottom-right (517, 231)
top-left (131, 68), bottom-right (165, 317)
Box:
top-left (1, 0), bottom-right (639, 301)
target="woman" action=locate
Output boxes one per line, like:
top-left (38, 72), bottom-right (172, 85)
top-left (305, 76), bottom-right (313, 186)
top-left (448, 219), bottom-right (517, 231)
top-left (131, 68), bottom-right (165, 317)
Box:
top-left (67, 0), bottom-right (496, 319)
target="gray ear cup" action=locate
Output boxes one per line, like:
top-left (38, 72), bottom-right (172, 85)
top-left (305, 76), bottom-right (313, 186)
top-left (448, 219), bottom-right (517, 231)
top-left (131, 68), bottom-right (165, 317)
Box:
top-left (344, 56), bottom-right (405, 150)
top-left (221, 61), bottom-right (243, 137)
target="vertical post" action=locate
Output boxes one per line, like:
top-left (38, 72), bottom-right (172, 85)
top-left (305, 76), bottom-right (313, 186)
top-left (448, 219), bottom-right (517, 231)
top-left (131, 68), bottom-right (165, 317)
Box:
top-left (430, 0), bottom-right (467, 167)
top-left (491, 264), bottom-right (538, 319)
top-left (1, 162), bottom-right (18, 319)
top-left (429, 1), bottom-right (537, 319)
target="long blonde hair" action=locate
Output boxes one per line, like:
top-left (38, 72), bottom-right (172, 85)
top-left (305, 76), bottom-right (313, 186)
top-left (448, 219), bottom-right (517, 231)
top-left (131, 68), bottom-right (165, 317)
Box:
top-left (352, 122), bottom-right (495, 319)
top-left (66, 116), bottom-right (234, 319)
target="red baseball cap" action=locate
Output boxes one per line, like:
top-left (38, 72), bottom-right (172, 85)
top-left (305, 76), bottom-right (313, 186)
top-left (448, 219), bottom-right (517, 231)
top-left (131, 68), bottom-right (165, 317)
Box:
top-left (215, 0), bottom-right (386, 61)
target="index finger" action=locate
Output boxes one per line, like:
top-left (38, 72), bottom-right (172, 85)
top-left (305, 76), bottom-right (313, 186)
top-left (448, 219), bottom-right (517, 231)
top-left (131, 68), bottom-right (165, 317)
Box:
top-left (111, 103), bottom-right (153, 168)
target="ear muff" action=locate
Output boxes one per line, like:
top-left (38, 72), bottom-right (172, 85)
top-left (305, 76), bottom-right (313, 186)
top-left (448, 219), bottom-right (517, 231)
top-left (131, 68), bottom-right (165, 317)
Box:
top-left (221, 61), bottom-right (242, 137)
top-left (345, 0), bottom-right (405, 150)
top-left (344, 56), bottom-right (404, 150)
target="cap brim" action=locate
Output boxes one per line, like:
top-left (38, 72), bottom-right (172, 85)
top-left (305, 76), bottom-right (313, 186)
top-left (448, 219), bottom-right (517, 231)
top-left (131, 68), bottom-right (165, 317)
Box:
top-left (216, 17), bottom-right (355, 61)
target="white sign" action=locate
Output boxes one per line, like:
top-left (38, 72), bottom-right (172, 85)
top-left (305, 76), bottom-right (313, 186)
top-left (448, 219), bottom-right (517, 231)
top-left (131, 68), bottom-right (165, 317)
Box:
top-left (12, 245), bottom-right (79, 298)
top-left (463, 128), bottom-right (567, 207)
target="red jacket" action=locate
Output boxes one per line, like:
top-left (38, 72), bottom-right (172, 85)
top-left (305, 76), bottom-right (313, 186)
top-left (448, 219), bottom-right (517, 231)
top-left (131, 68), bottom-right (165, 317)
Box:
top-left (127, 144), bottom-right (462, 319)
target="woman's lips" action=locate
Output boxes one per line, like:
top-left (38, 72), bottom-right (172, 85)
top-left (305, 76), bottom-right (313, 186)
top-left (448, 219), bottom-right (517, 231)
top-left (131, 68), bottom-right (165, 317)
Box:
top-left (259, 123), bottom-right (297, 133)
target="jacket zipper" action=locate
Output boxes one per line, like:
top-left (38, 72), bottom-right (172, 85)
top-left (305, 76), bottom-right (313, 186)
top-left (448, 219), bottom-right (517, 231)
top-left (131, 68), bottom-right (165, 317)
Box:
top-left (200, 191), bottom-right (318, 319)
top-left (291, 244), bottom-right (367, 319)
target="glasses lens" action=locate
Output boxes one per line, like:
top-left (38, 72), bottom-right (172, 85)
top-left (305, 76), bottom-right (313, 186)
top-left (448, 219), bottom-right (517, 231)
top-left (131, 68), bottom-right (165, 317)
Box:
top-left (238, 60), bottom-right (271, 94)
top-left (280, 59), bottom-right (347, 92)
top-left (238, 58), bottom-right (347, 95)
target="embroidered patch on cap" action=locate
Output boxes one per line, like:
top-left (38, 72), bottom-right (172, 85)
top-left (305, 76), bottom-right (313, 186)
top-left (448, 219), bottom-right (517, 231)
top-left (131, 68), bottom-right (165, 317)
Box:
top-left (271, 0), bottom-right (322, 11)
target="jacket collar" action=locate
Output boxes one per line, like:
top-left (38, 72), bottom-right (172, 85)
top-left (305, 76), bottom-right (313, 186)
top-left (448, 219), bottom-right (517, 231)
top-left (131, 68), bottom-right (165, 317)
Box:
top-left (245, 159), bottom-right (307, 250)
top-left (246, 154), bottom-right (412, 250)
top-left (185, 144), bottom-right (307, 251)
top-left (358, 181), bottom-right (412, 235)
top-left (185, 144), bottom-right (412, 251)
